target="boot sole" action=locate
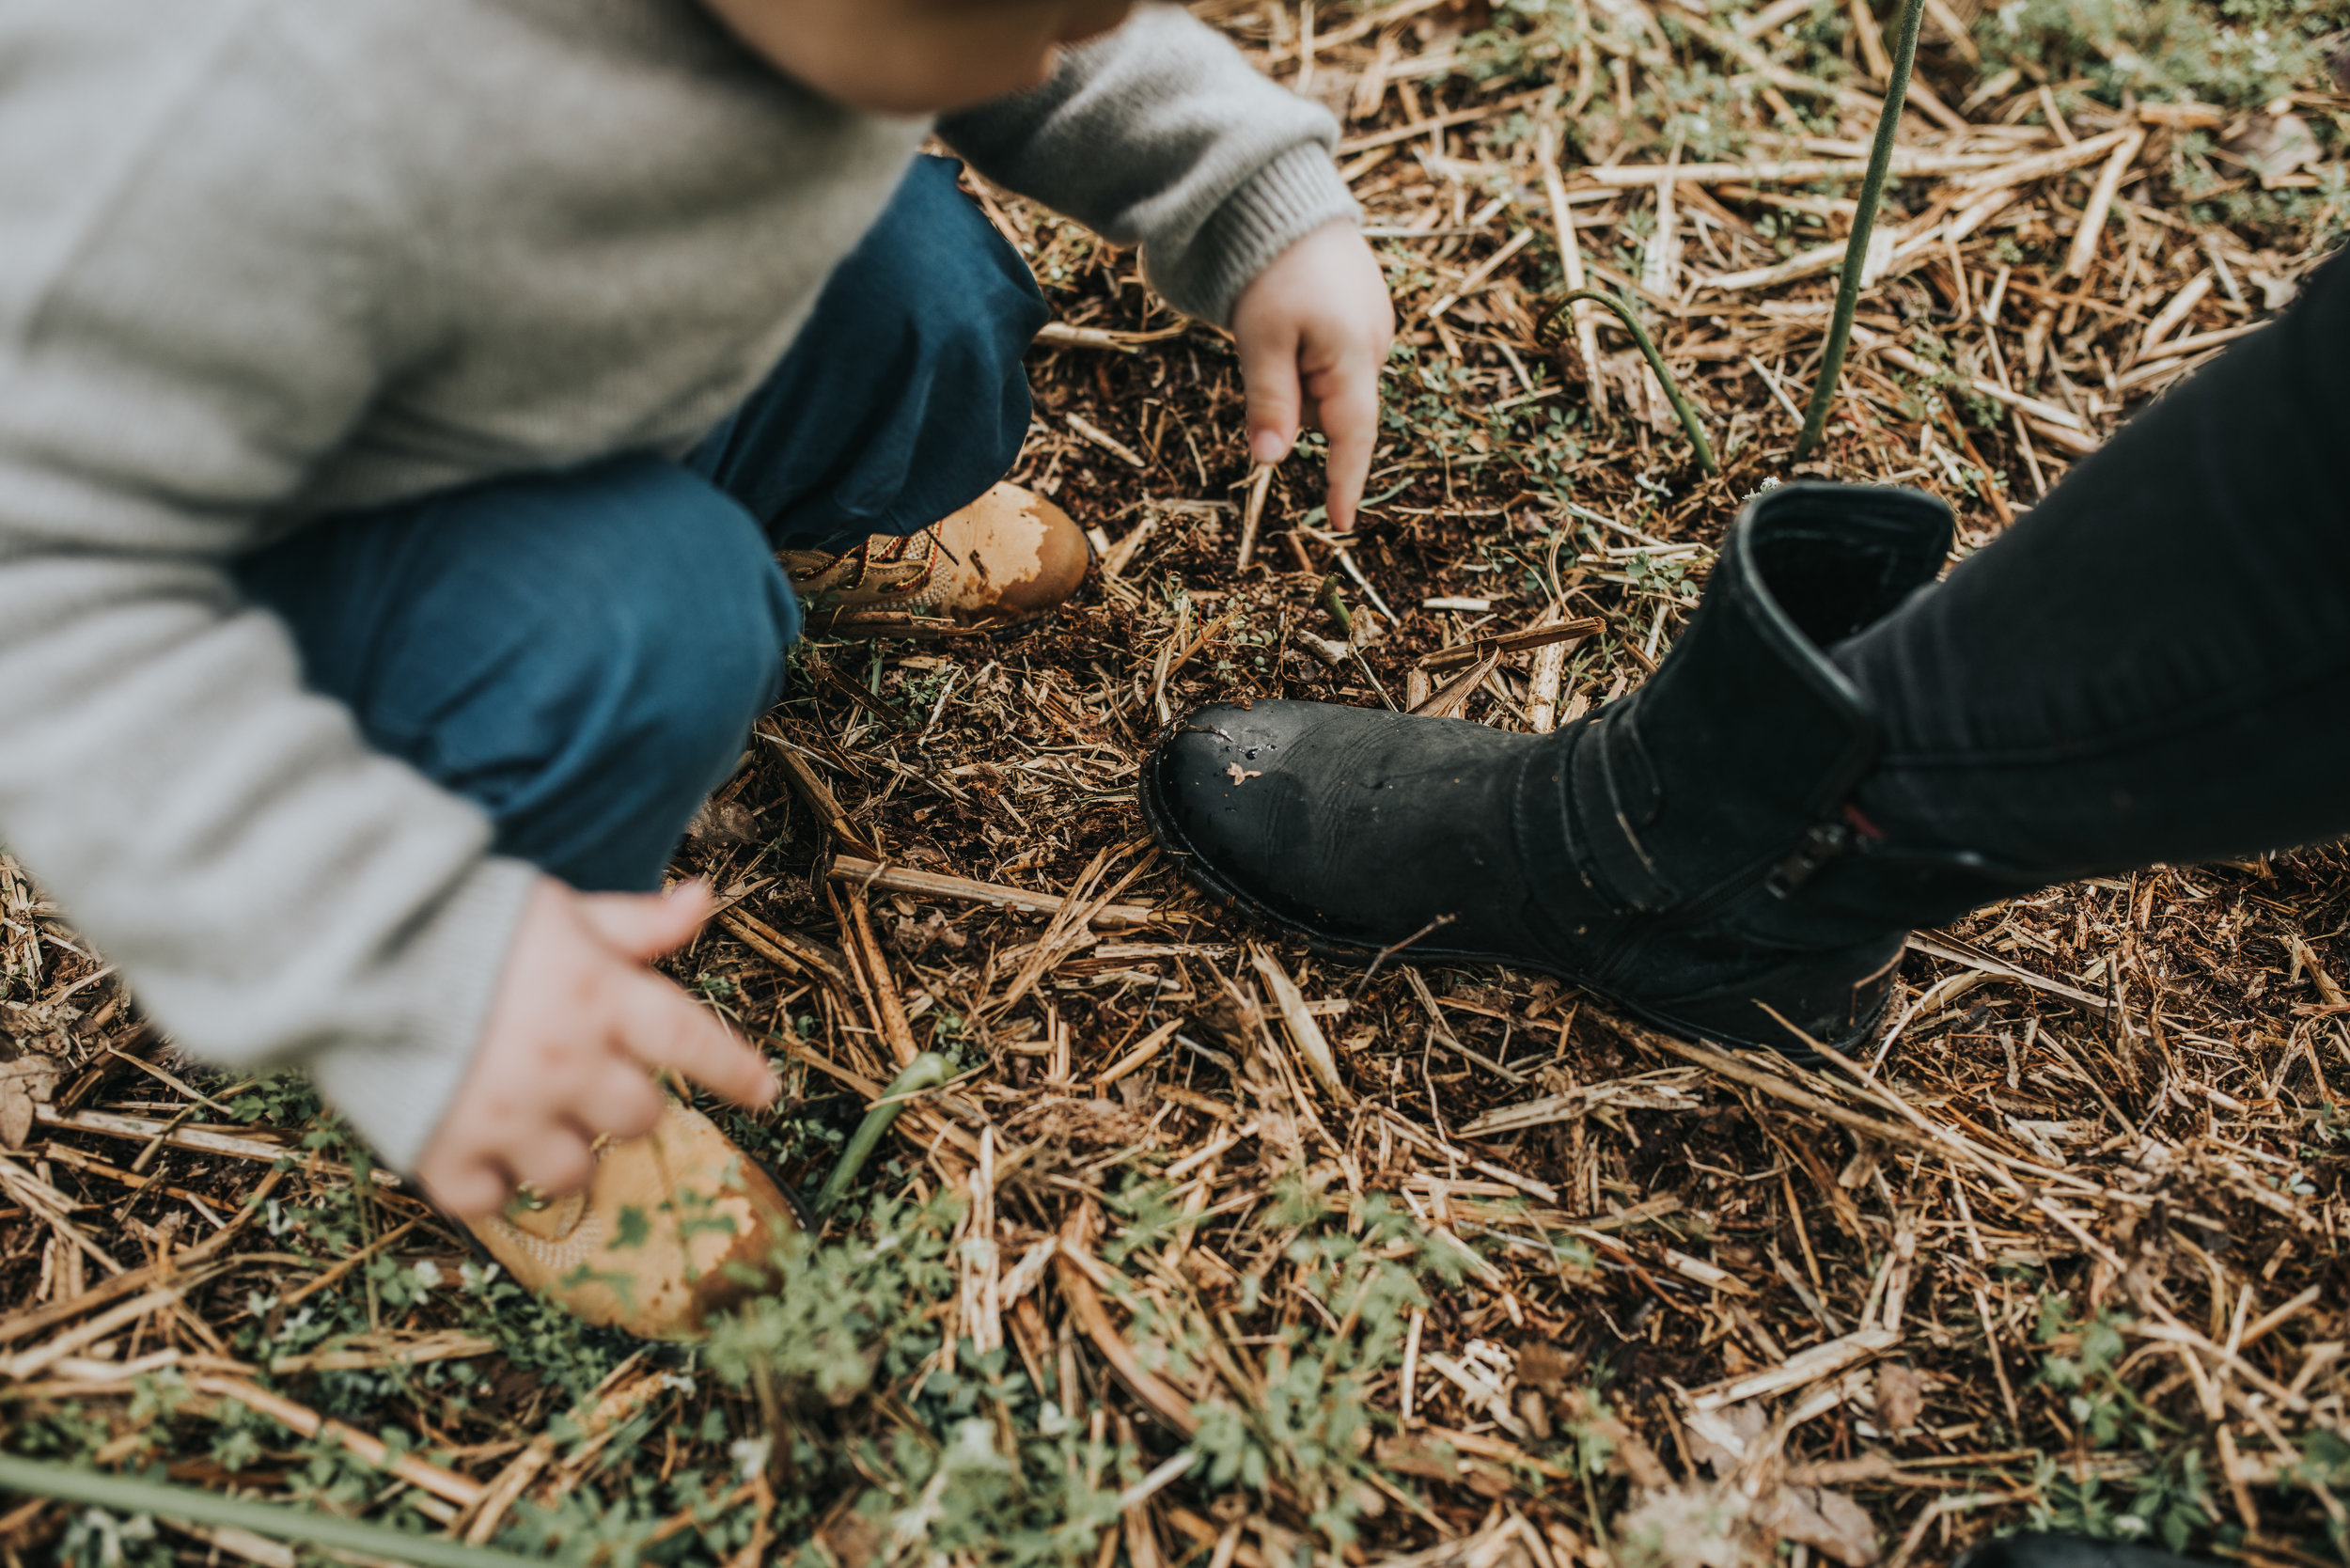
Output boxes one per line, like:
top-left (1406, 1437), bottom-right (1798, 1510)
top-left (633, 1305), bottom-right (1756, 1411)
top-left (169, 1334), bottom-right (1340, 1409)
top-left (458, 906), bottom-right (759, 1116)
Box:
top-left (1136, 761), bottom-right (1866, 1067)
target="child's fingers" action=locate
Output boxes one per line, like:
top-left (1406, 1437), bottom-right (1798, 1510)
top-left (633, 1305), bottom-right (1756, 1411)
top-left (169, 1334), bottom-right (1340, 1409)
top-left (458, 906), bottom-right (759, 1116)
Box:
top-left (572, 1058), bottom-right (668, 1142)
top-left (1237, 321), bottom-right (1304, 466)
top-left (575, 881), bottom-right (713, 963)
top-left (614, 971), bottom-right (779, 1108)
top-left (506, 1126), bottom-right (599, 1200)
top-left (1311, 358), bottom-right (1382, 532)
top-left (417, 1152), bottom-right (512, 1220)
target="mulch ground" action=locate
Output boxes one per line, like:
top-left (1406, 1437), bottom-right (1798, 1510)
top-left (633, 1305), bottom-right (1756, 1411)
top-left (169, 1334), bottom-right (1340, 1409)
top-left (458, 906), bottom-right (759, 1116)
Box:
top-left (4, 4), bottom-right (2347, 1566)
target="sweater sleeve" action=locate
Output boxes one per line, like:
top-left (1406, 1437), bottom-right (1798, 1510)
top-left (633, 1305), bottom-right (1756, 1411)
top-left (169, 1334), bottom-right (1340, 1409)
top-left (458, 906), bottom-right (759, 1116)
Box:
top-left (0, 8), bottom-right (538, 1170)
top-left (937, 4), bottom-right (1360, 326)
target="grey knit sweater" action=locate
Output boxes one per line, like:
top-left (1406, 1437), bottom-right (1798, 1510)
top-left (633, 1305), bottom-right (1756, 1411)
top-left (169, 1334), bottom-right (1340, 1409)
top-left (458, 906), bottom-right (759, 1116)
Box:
top-left (0, 0), bottom-right (1354, 1168)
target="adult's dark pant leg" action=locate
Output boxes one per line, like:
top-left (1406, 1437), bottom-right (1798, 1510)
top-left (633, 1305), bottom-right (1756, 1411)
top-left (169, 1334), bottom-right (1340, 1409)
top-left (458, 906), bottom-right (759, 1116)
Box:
top-left (1806, 252), bottom-right (2350, 930)
top-left (685, 154), bottom-right (1047, 554)
top-left (237, 458), bottom-right (796, 894)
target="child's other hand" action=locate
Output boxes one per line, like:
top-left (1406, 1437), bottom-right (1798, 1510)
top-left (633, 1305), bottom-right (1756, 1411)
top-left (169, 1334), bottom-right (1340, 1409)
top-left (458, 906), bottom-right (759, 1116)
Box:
top-left (1230, 220), bottom-right (1395, 531)
top-left (415, 878), bottom-right (778, 1218)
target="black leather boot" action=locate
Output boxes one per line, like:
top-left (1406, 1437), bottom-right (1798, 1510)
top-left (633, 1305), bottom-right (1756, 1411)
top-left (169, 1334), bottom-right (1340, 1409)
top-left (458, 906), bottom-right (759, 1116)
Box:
top-left (1954, 1536), bottom-right (2203, 1568)
top-left (1141, 482), bottom-right (1975, 1057)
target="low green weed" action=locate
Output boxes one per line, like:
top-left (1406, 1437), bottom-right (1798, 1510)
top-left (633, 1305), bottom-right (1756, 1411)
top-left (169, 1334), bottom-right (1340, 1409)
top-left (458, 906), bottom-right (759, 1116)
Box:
top-left (2028, 1294), bottom-right (2214, 1551)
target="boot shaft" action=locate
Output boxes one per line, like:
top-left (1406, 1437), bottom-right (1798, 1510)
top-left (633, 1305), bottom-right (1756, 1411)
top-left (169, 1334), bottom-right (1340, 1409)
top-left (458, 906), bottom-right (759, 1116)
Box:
top-left (1521, 483), bottom-right (1952, 926)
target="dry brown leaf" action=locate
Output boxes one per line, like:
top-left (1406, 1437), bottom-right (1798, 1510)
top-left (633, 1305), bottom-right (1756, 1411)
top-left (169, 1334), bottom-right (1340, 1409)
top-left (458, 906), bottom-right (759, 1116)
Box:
top-left (0, 1000), bottom-right (79, 1054)
top-left (1614, 1482), bottom-right (1749, 1568)
top-left (2222, 112), bottom-right (2321, 181)
top-left (1874, 1361), bottom-right (1926, 1433)
top-left (683, 796), bottom-right (762, 849)
top-left (1754, 1484), bottom-right (1879, 1567)
top-left (816, 1494), bottom-right (884, 1568)
top-left (1682, 1401), bottom-right (1768, 1476)
top-left (0, 1054), bottom-right (59, 1150)
top-left (1513, 1339), bottom-right (1579, 1396)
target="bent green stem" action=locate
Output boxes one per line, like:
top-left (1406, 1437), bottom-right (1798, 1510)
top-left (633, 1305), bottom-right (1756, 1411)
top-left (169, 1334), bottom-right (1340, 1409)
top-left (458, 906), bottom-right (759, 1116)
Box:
top-left (0, 1455), bottom-right (538, 1568)
top-left (1792, 0), bottom-right (1931, 461)
top-left (1539, 290), bottom-right (1716, 475)
top-left (814, 1051), bottom-right (948, 1218)
top-left (1316, 572), bottom-right (1353, 638)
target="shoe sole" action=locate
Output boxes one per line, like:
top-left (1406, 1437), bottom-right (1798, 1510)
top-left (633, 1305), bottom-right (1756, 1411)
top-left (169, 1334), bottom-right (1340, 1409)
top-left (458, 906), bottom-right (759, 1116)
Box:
top-left (446, 1114), bottom-right (814, 1272)
top-left (1136, 758), bottom-right (1862, 1067)
top-left (801, 606), bottom-right (1061, 644)
top-left (798, 523), bottom-right (1096, 646)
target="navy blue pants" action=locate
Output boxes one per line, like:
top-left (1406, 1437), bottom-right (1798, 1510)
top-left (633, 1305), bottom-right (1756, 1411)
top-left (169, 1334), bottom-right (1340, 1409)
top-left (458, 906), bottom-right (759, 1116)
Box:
top-left (238, 158), bottom-right (1044, 892)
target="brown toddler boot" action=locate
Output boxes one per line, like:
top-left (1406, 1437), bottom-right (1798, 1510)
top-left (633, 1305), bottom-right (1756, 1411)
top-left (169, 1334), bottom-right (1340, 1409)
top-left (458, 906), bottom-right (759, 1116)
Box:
top-left (781, 481), bottom-right (1089, 628)
top-left (463, 1098), bottom-right (797, 1341)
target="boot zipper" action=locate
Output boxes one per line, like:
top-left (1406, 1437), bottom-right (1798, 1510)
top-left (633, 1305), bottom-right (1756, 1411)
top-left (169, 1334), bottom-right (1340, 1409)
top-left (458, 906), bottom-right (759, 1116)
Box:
top-left (1766, 819), bottom-right (1855, 897)
top-left (1595, 816), bottom-right (1855, 972)
top-left (1587, 809), bottom-right (1865, 980)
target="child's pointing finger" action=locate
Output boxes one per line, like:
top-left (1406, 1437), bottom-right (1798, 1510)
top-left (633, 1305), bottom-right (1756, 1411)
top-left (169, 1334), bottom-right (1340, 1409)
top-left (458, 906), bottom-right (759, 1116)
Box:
top-left (1313, 360), bottom-right (1381, 532)
top-left (575, 881), bottom-right (714, 962)
top-left (615, 970), bottom-right (780, 1109)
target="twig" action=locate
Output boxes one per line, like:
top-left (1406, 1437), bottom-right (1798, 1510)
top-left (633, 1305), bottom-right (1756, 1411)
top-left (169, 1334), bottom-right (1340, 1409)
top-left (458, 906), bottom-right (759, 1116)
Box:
top-left (1351, 915), bottom-right (1459, 997)
top-left (1237, 463), bottom-right (1274, 572)
top-left (1417, 619), bottom-right (1602, 672)
top-left (825, 855), bottom-right (1180, 931)
top-left (844, 890), bottom-right (920, 1067)
top-left (188, 1375), bottom-right (485, 1508)
top-left (2064, 126), bottom-right (2149, 279)
top-left (1536, 120), bottom-right (1607, 419)
top-left (276, 1218), bottom-right (421, 1309)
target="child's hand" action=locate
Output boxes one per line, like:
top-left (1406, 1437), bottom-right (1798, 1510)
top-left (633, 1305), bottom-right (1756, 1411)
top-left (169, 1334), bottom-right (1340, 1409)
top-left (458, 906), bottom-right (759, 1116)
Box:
top-left (415, 878), bottom-right (778, 1218)
top-left (1230, 220), bottom-right (1395, 531)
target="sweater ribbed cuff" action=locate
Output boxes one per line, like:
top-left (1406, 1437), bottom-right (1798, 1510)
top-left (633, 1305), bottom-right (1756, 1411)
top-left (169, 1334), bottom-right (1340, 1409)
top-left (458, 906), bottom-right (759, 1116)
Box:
top-left (306, 855), bottom-right (539, 1174)
top-left (1177, 143), bottom-right (1362, 326)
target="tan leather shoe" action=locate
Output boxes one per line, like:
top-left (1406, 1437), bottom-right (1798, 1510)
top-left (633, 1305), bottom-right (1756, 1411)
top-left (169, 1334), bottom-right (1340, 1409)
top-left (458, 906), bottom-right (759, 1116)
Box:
top-left (463, 1099), bottom-right (795, 1341)
top-left (781, 482), bottom-right (1089, 628)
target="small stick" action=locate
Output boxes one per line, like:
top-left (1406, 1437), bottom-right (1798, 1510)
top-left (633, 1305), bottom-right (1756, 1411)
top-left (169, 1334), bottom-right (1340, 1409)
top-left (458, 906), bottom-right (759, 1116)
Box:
top-left (2064, 125), bottom-right (2149, 279)
top-left (1334, 546), bottom-right (1400, 622)
top-left (1408, 650), bottom-right (1500, 718)
top-left (1236, 463), bottom-right (1273, 572)
top-left (1095, 1020), bottom-right (1183, 1091)
top-left (825, 855), bottom-right (1175, 930)
top-left (814, 1053), bottom-right (949, 1219)
top-left (1535, 120), bottom-right (1606, 421)
top-left (278, 1217), bottom-right (421, 1309)
top-left (1537, 291), bottom-right (1716, 474)
top-left (1351, 914), bottom-right (1459, 998)
top-left (846, 902), bottom-right (916, 1072)
top-left (1281, 530), bottom-right (1317, 574)
top-left (1166, 606), bottom-right (1242, 685)
top-left (1526, 639), bottom-right (1571, 732)
top-left (1352, 648), bottom-right (1402, 713)
top-left (1793, 0), bottom-right (1930, 462)
top-left (1099, 514), bottom-right (1158, 580)
top-left (1417, 618), bottom-right (1603, 672)
top-left (189, 1374), bottom-right (485, 1508)
top-left (1066, 411), bottom-right (1147, 469)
